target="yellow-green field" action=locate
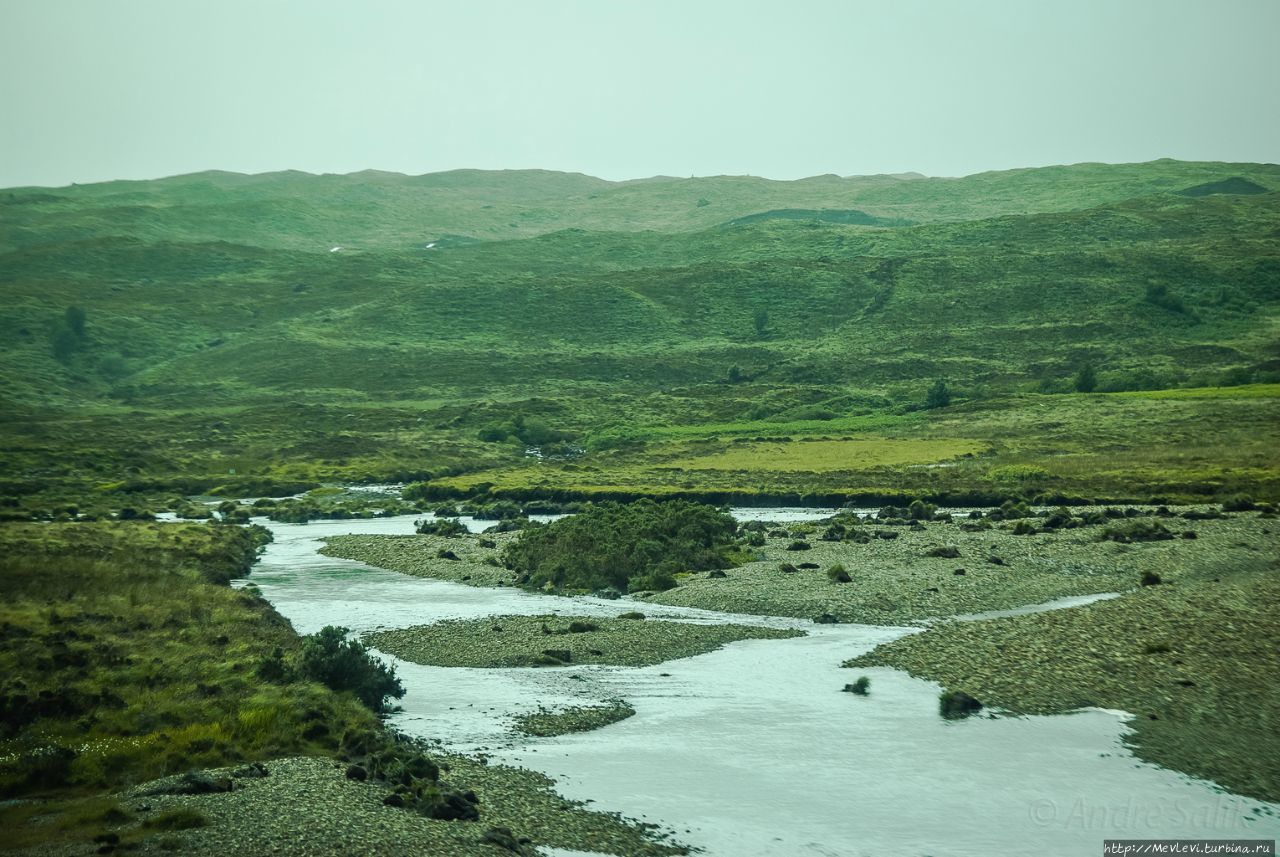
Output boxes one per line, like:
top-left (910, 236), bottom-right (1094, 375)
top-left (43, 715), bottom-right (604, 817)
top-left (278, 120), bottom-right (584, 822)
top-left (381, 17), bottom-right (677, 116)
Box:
top-left (418, 390), bottom-right (1280, 503)
top-left (664, 438), bottom-right (986, 473)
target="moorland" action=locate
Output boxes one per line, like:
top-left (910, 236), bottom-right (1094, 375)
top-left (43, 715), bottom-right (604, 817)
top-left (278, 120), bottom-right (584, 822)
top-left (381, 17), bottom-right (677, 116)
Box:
top-left (2, 159), bottom-right (1278, 852)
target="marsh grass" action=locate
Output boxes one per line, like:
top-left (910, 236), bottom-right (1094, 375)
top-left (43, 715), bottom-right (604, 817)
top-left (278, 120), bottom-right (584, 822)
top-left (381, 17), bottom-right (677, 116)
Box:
top-left (0, 520), bottom-right (380, 852)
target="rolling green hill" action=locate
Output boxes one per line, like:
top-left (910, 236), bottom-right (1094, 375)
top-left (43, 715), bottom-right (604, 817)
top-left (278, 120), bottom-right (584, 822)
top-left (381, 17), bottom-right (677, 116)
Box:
top-left (1, 160), bottom-right (1278, 510)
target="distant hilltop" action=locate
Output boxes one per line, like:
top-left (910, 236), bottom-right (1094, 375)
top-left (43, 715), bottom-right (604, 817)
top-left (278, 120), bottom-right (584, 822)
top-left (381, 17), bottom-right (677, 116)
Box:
top-left (3, 160), bottom-right (1274, 252)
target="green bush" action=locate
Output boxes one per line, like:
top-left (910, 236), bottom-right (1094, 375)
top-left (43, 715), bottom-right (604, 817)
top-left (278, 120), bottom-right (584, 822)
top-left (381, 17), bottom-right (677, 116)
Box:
top-left (1101, 521), bottom-right (1174, 543)
top-left (1221, 494), bottom-right (1257, 512)
top-left (300, 626), bottom-right (404, 713)
top-left (416, 518), bottom-right (468, 536)
top-left (1074, 363), bottom-right (1097, 393)
top-left (939, 690), bottom-right (983, 719)
top-left (501, 499), bottom-right (738, 593)
top-left (925, 378), bottom-right (952, 409)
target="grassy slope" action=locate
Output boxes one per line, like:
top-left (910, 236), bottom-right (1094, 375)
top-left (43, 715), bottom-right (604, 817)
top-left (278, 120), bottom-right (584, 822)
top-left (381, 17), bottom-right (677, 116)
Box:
top-left (1, 161), bottom-right (1278, 508)
top-left (0, 523), bottom-right (374, 791)
top-left (0, 521), bottom-right (378, 848)
top-left (0, 521), bottom-right (679, 855)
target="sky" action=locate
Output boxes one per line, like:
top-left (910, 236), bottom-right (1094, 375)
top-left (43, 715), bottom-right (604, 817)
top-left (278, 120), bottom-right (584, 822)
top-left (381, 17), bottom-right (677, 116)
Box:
top-left (2, 0), bottom-right (1278, 188)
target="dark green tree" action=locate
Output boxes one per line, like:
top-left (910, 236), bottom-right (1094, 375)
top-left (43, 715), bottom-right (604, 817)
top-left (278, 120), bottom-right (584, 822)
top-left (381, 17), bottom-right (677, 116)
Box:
top-left (728, 365), bottom-right (742, 383)
top-left (753, 308), bottom-right (769, 336)
top-left (925, 378), bottom-right (951, 409)
top-left (64, 306), bottom-right (86, 337)
top-left (501, 499), bottom-right (739, 593)
top-left (1074, 363), bottom-right (1097, 393)
top-left (300, 625), bottom-right (404, 713)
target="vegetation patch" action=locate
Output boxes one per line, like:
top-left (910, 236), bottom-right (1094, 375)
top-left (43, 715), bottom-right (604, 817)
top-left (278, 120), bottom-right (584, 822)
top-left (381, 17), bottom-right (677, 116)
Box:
top-left (513, 700), bottom-right (637, 737)
top-left (500, 499), bottom-right (741, 594)
top-left (664, 438), bottom-right (985, 473)
top-left (364, 614), bottom-right (803, 669)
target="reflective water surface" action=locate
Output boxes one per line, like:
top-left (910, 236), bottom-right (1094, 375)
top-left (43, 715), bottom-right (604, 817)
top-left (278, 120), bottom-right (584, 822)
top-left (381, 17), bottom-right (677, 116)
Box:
top-left (244, 514), bottom-right (1280, 857)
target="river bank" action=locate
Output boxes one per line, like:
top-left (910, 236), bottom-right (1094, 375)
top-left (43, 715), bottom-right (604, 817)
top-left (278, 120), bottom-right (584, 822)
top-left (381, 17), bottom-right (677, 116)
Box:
top-left (321, 507), bottom-right (1277, 624)
top-left (366, 613), bottom-right (803, 669)
top-left (319, 506), bottom-right (1280, 810)
top-left (847, 562), bottom-right (1280, 804)
top-left (0, 520), bottom-right (682, 856)
top-left (234, 512), bottom-right (1280, 855)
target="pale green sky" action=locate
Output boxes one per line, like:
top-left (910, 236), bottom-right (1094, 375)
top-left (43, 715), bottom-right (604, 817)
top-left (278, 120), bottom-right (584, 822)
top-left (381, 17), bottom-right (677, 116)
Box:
top-left (2, 0), bottom-right (1277, 188)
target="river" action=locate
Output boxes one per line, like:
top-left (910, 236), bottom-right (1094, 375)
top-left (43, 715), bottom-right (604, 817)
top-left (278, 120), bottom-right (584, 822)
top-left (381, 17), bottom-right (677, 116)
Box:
top-left (242, 513), bottom-right (1280, 857)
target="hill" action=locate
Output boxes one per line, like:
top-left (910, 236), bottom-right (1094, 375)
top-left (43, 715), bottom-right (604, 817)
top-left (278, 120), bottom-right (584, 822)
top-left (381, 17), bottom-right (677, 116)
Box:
top-left (0, 160), bottom-right (1278, 511)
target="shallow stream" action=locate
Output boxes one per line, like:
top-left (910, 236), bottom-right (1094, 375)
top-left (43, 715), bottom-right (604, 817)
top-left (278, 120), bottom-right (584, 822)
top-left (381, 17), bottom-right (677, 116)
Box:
top-left (242, 513), bottom-right (1280, 857)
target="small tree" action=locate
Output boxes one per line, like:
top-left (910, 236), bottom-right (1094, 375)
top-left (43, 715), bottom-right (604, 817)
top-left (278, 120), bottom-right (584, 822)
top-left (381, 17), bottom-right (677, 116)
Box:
top-left (753, 308), bottom-right (769, 336)
top-left (64, 306), bottom-right (86, 337)
top-left (1074, 363), bottom-right (1097, 393)
top-left (728, 365), bottom-right (742, 383)
top-left (925, 379), bottom-right (951, 409)
top-left (300, 625), bottom-right (404, 713)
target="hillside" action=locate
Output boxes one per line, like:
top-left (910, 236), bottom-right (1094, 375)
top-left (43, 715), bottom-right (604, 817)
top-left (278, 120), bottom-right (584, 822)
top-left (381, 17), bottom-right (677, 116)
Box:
top-left (3, 159), bottom-right (1276, 251)
top-left (1, 161), bottom-right (1278, 511)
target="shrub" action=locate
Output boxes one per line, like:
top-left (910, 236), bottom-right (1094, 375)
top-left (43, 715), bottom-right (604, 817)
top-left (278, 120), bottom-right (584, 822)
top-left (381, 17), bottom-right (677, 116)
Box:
top-left (628, 570), bottom-right (677, 593)
top-left (785, 540), bottom-right (812, 551)
top-left (908, 499), bottom-right (936, 520)
top-left (299, 626), bottom-right (404, 713)
top-left (1221, 494), bottom-right (1257, 512)
top-left (819, 524), bottom-right (845, 541)
top-left (1144, 282), bottom-right (1187, 314)
top-left (255, 646), bottom-right (293, 683)
top-left (1101, 521), bottom-right (1174, 543)
top-left (416, 518), bottom-right (468, 536)
top-left (925, 379), bottom-right (952, 409)
top-left (618, 611), bottom-right (646, 620)
top-left (939, 690), bottom-right (983, 719)
top-left (844, 676), bottom-right (871, 695)
top-left (501, 500), bottom-right (737, 593)
top-left (779, 562), bottom-right (799, 574)
top-left (925, 545), bottom-right (961, 558)
top-left (827, 565), bottom-right (851, 583)
top-left (1074, 363), bottom-right (1097, 393)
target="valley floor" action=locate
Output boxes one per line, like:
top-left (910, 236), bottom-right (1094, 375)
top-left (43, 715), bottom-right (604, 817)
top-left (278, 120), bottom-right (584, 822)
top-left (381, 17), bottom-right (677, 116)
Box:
top-left (328, 507), bottom-right (1280, 806)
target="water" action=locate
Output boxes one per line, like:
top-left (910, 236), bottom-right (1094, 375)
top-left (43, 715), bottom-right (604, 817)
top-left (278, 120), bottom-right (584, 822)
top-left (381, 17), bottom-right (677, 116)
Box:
top-left (244, 514), bottom-right (1280, 857)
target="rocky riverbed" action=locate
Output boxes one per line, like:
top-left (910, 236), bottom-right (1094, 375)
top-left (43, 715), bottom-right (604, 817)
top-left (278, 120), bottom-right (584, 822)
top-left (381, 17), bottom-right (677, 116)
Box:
top-left (7, 755), bottom-right (685, 856)
top-left (848, 561), bottom-right (1280, 803)
top-left (365, 613), bottom-right (803, 669)
top-left (322, 508), bottom-right (1278, 625)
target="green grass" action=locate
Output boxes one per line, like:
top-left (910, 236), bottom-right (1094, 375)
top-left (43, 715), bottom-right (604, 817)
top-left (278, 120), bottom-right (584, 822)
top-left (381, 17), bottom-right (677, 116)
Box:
top-left (0, 521), bottom-right (380, 800)
top-left (1, 161), bottom-right (1277, 509)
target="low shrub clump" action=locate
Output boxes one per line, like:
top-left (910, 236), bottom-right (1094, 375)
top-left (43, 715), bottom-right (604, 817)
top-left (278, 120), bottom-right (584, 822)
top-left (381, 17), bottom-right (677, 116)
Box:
top-left (416, 517), bottom-right (469, 537)
top-left (939, 690), bottom-right (984, 719)
top-left (1101, 521), bottom-right (1175, 543)
top-left (299, 626), bottom-right (405, 714)
top-left (500, 499), bottom-right (739, 593)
